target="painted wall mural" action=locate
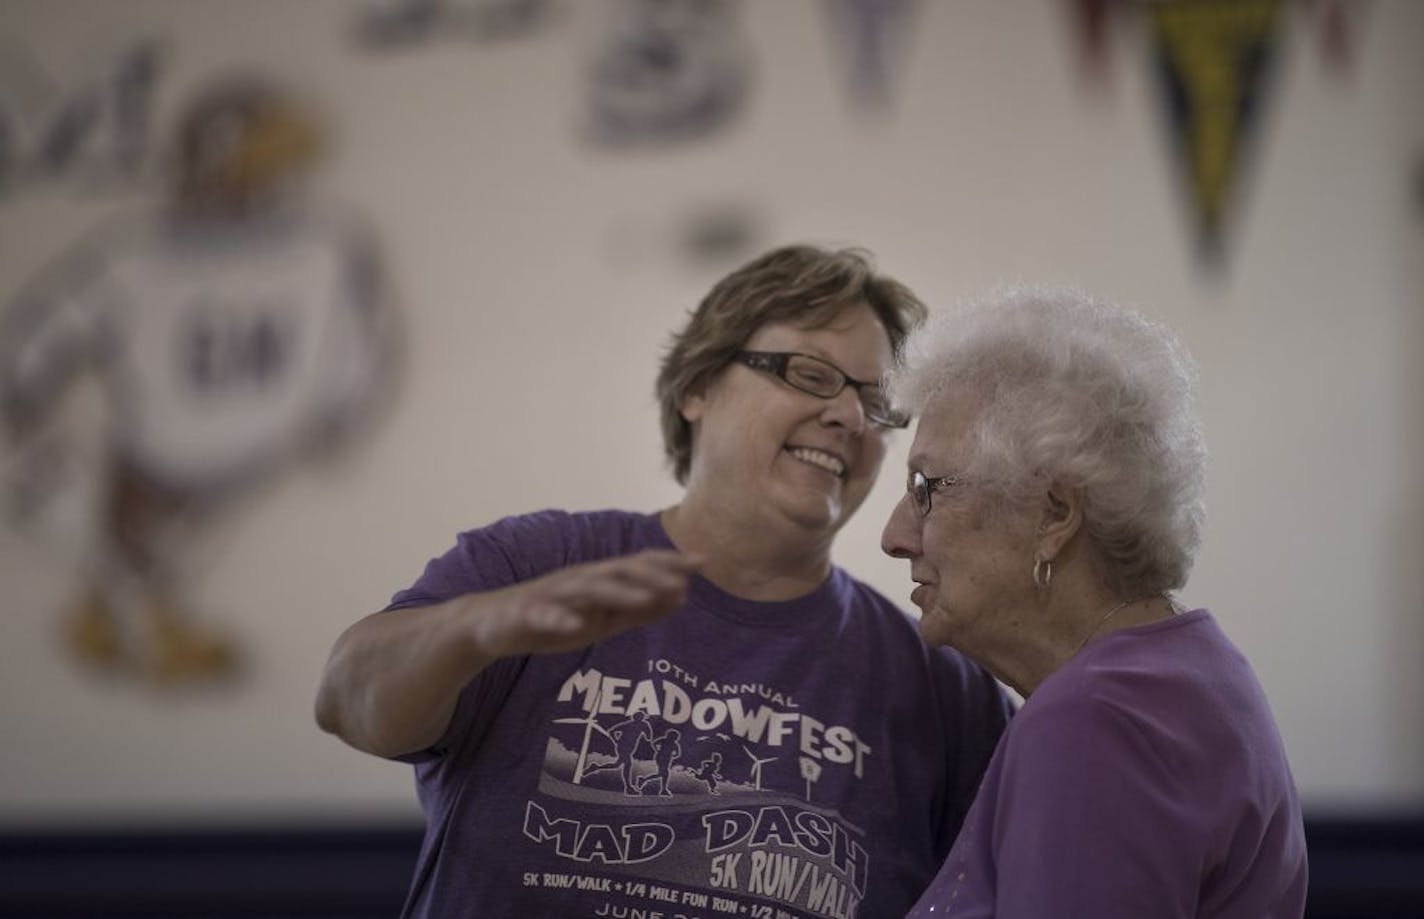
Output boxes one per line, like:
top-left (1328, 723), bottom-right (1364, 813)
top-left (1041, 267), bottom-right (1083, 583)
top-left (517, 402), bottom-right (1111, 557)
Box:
top-left (0, 2), bottom-right (1385, 697)
top-left (0, 76), bottom-right (399, 686)
top-left (0, 34), bottom-right (164, 196)
top-left (821, 0), bottom-right (920, 113)
top-left (582, 0), bottom-right (751, 146)
top-left (353, 0), bottom-right (550, 49)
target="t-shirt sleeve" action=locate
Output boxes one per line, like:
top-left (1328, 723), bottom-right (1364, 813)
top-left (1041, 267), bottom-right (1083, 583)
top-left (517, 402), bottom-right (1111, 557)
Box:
top-left (382, 510), bottom-right (581, 763)
top-left (989, 697), bottom-right (1204, 918)
top-left (386, 510), bottom-right (579, 611)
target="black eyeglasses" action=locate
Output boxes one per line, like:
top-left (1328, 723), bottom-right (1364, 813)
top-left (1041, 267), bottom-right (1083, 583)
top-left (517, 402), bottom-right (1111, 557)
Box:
top-left (909, 469), bottom-right (966, 516)
top-left (733, 350), bottom-right (910, 429)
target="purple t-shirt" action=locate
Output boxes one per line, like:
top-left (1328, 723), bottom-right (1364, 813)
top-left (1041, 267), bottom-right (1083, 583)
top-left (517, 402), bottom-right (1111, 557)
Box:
top-left (907, 610), bottom-right (1308, 918)
top-left (384, 509), bottom-right (1012, 919)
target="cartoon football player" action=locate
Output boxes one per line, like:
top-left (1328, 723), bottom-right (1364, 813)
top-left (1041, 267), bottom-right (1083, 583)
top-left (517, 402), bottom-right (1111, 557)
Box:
top-left (0, 76), bottom-right (397, 684)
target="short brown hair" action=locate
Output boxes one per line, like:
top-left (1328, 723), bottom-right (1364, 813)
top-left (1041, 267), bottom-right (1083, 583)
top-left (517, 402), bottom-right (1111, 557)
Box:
top-left (656, 244), bottom-right (927, 483)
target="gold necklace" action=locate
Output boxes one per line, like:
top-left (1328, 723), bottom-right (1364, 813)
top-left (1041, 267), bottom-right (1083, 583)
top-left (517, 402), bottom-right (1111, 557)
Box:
top-left (1075, 598), bottom-right (1136, 653)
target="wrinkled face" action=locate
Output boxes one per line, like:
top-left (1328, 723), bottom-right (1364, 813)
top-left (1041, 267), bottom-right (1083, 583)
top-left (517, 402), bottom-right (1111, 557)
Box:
top-left (880, 396), bottom-right (1038, 653)
top-left (680, 303), bottom-right (895, 539)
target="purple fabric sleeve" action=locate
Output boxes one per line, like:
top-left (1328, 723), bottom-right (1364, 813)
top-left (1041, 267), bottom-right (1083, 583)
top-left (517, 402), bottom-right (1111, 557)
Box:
top-left (385, 509), bottom-right (581, 611)
top-left (380, 510), bottom-right (583, 764)
top-left (990, 695), bottom-right (1205, 917)
top-left (908, 610), bottom-right (1307, 919)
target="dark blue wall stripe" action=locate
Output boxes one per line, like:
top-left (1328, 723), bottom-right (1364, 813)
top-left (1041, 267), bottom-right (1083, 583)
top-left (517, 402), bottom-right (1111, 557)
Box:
top-left (1, 816), bottom-right (1421, 917)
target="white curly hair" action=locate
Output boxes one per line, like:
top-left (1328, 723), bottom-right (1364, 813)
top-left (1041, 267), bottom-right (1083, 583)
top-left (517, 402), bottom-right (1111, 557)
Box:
top-left (891, 285), bottom-right (1207, 596)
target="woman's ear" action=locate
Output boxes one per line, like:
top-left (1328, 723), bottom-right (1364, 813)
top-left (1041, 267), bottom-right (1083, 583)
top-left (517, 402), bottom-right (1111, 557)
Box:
top-left (1036, 483), bottom-right (1084, 561)
top-left (680, 391), bottom-right (705, 424)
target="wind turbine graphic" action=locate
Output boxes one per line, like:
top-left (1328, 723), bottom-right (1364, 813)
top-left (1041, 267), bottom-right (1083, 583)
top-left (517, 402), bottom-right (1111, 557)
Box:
top-left (551, 682), bottom-right (611, 784)
top-left (799, 755), bottom-right (823, 802)
top-left (741, 743), bottom-right (777, 791)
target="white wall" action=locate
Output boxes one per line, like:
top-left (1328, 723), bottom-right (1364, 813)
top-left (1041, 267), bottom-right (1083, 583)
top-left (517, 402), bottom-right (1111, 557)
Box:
top-left (0, 0), bottom-right (1419, 827)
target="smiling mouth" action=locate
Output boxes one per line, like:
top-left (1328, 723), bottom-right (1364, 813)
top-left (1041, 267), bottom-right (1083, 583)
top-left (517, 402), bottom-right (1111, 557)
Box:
top-left (787, 446), bottom-right (846, 477)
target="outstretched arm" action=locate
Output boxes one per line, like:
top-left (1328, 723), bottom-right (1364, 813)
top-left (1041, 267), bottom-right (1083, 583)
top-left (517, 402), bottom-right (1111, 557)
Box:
top-left (314, 548), bottom-right (698, 758)
top-left (1, 237), bottom-right (112, 440)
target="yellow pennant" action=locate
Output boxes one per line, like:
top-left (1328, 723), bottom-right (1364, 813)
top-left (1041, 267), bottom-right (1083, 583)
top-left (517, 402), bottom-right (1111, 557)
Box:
top-left (1151, 0), bottom-right (1284, 262)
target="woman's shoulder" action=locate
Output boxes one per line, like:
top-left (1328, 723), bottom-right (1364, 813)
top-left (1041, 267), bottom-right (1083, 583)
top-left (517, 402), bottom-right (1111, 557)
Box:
top-left (462, 507), bottom-right (663, 565)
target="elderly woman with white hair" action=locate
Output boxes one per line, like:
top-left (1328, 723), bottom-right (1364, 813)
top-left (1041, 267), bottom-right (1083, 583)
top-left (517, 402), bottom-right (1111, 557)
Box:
top-left (881, 288), bottom-right (1308, 917)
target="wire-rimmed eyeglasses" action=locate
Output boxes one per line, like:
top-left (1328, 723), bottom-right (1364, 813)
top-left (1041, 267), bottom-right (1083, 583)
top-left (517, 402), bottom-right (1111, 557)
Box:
top-left (733, 350), bottom-right (910, 429)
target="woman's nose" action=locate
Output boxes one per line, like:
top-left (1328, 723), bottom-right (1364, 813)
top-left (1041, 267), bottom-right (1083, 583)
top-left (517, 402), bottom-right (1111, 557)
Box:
top-left (881, 491), bottom-right (921, 559)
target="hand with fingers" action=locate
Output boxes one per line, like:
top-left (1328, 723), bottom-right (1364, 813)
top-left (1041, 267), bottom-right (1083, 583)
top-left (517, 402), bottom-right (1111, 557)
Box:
top-left (469, 549), bottom-right (700, 659)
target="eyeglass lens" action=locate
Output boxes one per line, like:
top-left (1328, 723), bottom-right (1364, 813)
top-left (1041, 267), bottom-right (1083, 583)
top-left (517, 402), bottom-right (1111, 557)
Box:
top-left (784, 355), bottom-right (896, 424)
top-left (911, 471), bottom-right (930, 515)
